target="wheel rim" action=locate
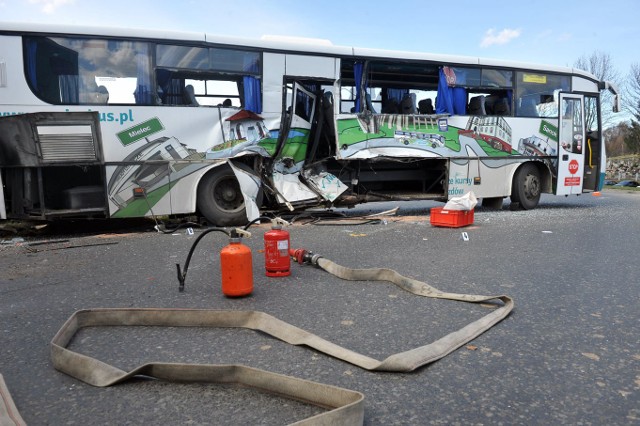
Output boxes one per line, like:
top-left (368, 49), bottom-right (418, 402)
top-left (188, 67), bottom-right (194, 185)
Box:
top-left (213, 176), bottom-right (244, 212)
top-left (523, 173), bottom-right (540, 200)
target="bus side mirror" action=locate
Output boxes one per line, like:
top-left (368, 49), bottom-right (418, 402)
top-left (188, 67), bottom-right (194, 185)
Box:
top-left (612, 94), bottom-right (621, 113)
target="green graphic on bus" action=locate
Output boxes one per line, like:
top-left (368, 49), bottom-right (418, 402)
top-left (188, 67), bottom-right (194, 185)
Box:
top-left (539, 120), bottom-right (559, 142)
top-left (117, 117), bottom-right (165, 146)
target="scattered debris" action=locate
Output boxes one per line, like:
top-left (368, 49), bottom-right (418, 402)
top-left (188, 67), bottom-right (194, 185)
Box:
top-left (581, 352), bottom-right (600, 361)
top-left (0, 237), bottom-right (25, 246)
top-left (25, 241), bottom-right (119, 253)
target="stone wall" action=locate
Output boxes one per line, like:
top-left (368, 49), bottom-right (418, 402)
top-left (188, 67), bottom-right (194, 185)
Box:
top-left (606, 157), bottom-right (640, 180)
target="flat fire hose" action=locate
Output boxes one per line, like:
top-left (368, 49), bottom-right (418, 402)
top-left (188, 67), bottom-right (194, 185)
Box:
top-left (0, 374), bottom-right (26, 426)
top-left (5, 255), bottom-right (513, 425)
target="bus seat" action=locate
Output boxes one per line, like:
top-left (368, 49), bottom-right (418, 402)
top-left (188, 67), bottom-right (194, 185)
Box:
top-left (400, 93), bottom-right (416, 114)
top-left (494, 98), bottom-right (510, 116)
top-left (324, 91), bottom-right (334, 106)
top-left (183, 85), bottom-right (199, 106)
top-left (418, 98), bottom-right (435, 114)
top-left (95, 86), bottom-right (109, 104)
top-left (468, 96), bottom-right (486, 115)
top-left (381, 99), bottom-right (399, 114)
top-left (483, 95), bottom-right (498, 114)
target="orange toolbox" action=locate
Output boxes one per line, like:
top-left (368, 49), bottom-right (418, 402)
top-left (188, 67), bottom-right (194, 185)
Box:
top-left (430, 207), bottom-right (474, 228)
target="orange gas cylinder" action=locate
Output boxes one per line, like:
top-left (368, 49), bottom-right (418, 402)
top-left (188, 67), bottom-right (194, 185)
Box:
top-left (220, 237), bottom-right (253, 297)
top-left (264, 224), bottom-right (291, 277)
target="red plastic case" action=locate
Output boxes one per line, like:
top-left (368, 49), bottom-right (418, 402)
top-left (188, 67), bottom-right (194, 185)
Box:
top-left (430, 207), bottom-right (474, 228)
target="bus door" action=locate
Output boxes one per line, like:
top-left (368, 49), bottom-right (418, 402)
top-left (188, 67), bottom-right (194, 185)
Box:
top-left (270, 82), bottom-right (320, 205)
top-left (277, 82), bottom-right (316, 168)
top-left (556, 93), bottom-right (585, 195)
top-left (582, 94), bottom-right (602, 191)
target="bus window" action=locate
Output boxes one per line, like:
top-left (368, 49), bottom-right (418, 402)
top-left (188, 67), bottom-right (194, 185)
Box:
top-left (340, 86), bottom-right (356, 113)
top-left (449, 67), bottom-right (513, 89)
top-left (186, 79), bottom-right (241, 107)
top-left (515, 72), bottom-right (570, 118)
top-left (155, 44), bottom-right (261, 111)
top-left (584, 95), bottom-right (600, 132)
top-left (24, 37), bottom-right (152, 105)
top-left (340, 60), bottom-right (440, 114)
top-left (156, 44), bottom-right (261, 74)
top-left (445, 67), bottom-right (513, 116)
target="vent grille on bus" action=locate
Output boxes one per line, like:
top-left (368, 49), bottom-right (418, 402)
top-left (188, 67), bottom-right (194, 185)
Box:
top-left (38, 132), bottom-right (98, 162)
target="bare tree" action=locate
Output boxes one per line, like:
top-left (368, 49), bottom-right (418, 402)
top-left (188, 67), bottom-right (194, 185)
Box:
top-left (620, 63), bottom-right (640, 154)
top-left (624, 63), bottom-right (640, 119)
top-left (574, 51), bottom-right (621, 129)
top-left (604, 122), bottom-right (629, 157)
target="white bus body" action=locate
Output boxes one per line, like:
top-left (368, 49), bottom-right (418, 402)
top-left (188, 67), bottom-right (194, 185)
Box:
top-left (0, 22), bottom-right (618, 224)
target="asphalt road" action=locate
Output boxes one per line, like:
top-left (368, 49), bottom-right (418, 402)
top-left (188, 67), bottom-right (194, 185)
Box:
top-left (1, 190), bottom-right (639, 425)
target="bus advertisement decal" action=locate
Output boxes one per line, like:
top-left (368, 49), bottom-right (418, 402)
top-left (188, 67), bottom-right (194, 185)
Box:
top-left (117, 117), bottom-right (165, 146)
top-left (539, 120), bottom-right (559, 142)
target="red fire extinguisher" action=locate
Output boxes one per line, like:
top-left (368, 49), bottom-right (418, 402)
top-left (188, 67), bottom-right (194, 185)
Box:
top-left (220, 231), bottom-right (253, 297)
top-left (264, 220), bottom-right (290, 277)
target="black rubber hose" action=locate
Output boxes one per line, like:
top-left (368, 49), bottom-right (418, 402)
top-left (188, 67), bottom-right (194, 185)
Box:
top-left (243, 216), bottom-right (273, 230)
top-left (156, 221), bottom-right (202, 234)
top-left (176, 228), bottom-right (229, 292)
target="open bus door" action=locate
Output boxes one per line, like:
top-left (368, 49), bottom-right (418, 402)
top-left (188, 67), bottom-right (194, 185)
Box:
top-left (582, 94), bottom-right (602, 191)
top-left (556, 93), bottom-right (585, 196)
top-left (270, 82), bottom-right (320, 206)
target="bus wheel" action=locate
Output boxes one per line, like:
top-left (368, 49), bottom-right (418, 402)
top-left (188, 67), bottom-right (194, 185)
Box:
top-left (197, 165), bottom-right (248, 226)
top-left (511, 163), bottom-right (541, 210)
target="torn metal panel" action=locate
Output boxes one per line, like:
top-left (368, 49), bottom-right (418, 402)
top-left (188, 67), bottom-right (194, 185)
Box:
top-left (228, 160), bottom-right (261, 222)
top-left (340, 146), bottom-right (443, 159)
top-left (303, 170), bottom-right (348, 202)
top-left (272, 172), bottom-right (319, 204)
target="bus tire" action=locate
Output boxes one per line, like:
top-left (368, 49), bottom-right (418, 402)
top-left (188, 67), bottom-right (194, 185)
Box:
top-left (197, 164), bottom-right (256, 226)
top-left (511, 163), bottom-right (541, 210)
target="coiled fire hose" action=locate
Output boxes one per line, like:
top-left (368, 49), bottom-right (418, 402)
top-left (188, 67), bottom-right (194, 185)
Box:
top-left (3, 250), bottom-right (513, 426)
top-left (289, 248), bottom-right (514, 371)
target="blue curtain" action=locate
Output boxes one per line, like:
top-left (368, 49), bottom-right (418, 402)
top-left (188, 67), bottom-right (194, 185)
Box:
top-left (243, 76), bottom-right (262, 113)
top-left (387, 88), bottom-right (408, 104)
top-left (436, 68), bottom-right (453, 114)
top-left (353, 62), bottom-right (364, 112)
top-left (452, 87), bottom-right (467, 115)
top-left (436, 68), bottom-right (467, 115)
top-left (243, 54), bottom-right (262, 113)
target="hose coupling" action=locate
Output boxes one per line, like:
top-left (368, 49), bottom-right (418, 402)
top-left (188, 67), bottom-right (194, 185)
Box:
top-left (289, 248), bottom-right (322, 266)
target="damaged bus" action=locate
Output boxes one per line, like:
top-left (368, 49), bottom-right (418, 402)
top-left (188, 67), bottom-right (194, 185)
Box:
top-left (0, 22), bottom-right (620, 224)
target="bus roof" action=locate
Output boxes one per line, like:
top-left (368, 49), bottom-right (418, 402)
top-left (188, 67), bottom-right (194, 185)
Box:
top-left (0, 21), bottom-right (599, 82)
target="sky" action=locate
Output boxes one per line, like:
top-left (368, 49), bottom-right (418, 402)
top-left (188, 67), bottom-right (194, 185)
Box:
top-left (1, 0), bottom-right (638, 80)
